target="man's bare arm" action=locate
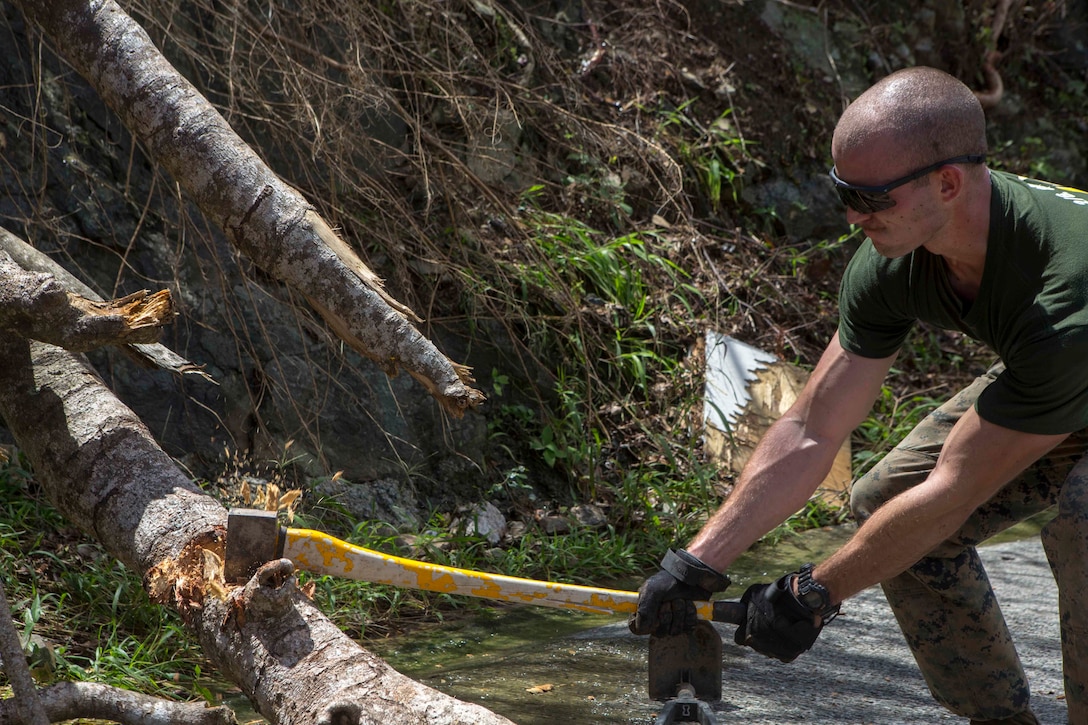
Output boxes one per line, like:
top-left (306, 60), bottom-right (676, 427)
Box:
top-left (815, 407), bottom-right (1067, 604)
top-left (687, 334), bottom-right (895, 572)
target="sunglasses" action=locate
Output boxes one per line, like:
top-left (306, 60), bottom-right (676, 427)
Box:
top-left (829, 154), bottom-right (986, 214)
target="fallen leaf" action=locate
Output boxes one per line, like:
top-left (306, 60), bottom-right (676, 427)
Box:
top-left (526, 684), bottom-right (554, 694)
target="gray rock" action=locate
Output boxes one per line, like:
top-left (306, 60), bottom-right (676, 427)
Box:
top-left (312, 477), bottom-right (422, 530)
top-left (461, 501), bottom-right (507, 545)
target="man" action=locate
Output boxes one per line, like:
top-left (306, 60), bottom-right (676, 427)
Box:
top-left (630, 66), bottom-right (1088, 725)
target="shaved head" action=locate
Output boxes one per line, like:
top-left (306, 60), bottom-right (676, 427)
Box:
top-left (833, 67), bottom-right (987, 167)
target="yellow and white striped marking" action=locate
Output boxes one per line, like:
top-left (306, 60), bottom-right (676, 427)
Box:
top-left (284, 528), bottom-right (716, 619)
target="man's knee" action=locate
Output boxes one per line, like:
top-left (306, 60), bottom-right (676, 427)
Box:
top-left (849, 474), bottom-right (878, 524)
top-left (850, 446), bottom-right (941, 526)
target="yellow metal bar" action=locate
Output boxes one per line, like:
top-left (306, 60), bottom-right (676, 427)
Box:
top-left (283, 527), bottom-right (716, 620)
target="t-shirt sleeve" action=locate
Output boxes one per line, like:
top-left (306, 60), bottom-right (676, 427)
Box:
top-left (837, 242), bottom-right (916, 359)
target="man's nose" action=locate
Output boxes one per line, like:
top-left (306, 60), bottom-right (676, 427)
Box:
top-left (845, 206), bottom-right (871, 225)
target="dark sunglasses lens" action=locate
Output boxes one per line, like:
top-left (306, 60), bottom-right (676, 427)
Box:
top-left (836, 187), bottom-right (895, 214)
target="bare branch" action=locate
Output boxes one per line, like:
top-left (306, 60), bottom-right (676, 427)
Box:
top-left (0, 249), bottom-right (173, 352)
top-left (0, 580), bottom-right (49, 725)
top-left (0, 681), bottom-right (235, 725)
top-left (0, 227), bottom-right (213, 381)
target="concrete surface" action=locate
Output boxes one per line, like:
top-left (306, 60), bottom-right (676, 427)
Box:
top-left (697, 537), bottom-right (1067, 724)
top-left (394, 537), bottom-right (1066, 724)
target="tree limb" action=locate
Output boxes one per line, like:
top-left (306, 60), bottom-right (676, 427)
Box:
top-left (0, 249), bottom-right (173, 352)
top-left (0, 581), bottom-right (50, 725)
top-left (0, 226), bottom-right (213, 380)
top-left (0, 335), bottom-right (514, 725)
top-left (0, 681), bottom-right (235, 725)
top-left (11, 0), bottom-right (485, 416)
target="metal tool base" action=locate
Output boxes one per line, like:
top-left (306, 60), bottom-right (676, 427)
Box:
top-left (653, 685), bottom-right (718, 724)
top-left (648, 620), bottom-right (723, 701)
top-left (648, 620), bottom-right (723, 724)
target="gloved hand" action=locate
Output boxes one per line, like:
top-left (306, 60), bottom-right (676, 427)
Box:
top-left (628, 548), bottom-right (730, 637)
top-left (733, 571), bottom-right (834, 663)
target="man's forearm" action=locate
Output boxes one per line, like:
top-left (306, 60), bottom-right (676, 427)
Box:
top-left (813, 476), bottom-right (976, 604)
top-left (815, 408), bottom-right (1068, 604)
top-left (686, 414), bottom-right (843, 572)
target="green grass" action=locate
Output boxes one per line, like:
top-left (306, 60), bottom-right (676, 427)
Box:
top-left (0, 457), bottom-right (208, 699)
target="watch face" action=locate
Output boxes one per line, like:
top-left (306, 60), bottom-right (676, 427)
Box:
top-left (799, 589), bottom-right (825, 610)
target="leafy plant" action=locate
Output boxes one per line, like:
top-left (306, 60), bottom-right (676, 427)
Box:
top-left (651, 100), bottom-right (750, 212)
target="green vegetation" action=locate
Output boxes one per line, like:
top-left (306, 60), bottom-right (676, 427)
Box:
top-left (0, 457), bottom-right (210, 700)
top-left (3, 0), bottom-right (1086, 715)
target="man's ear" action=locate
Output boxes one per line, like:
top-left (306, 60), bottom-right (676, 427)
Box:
top-left (937, 165), bottom-right (965, 202)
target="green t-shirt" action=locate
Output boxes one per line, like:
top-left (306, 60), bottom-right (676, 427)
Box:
top-left (838, 170), bottom-right (1088, 435)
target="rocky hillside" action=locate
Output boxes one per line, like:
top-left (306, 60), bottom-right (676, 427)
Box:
top-left (1, 0), bottom-right (1085, 528)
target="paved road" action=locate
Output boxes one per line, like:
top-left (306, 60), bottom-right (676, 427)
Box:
top-left (408, 537), bottom-right (1066, 724)
top-left (691, 537), bottom-right (1067, 724)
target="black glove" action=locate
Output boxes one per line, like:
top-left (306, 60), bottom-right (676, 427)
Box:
top-left (733, 571), bottom-right (835, 663)
top-left (628, 548), bottom-right (730, 637)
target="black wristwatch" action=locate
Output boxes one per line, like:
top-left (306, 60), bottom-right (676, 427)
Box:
top-left (794, 563), bottom-right (840, 623)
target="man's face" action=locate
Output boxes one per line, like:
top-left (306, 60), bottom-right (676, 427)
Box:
top-left (830, 142), bottom-right (947, 259)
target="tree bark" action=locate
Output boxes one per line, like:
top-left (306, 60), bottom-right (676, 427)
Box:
top-left (10, 0), bottom-right (485, 417)
top-left (0, 226), bottom-right (212, 380)
top-left (0, 337), bottom-right (515, 725)
top-left (0, 248), bottom-right (173, 352)
top-left (0, 680), bottom-right (237, 725)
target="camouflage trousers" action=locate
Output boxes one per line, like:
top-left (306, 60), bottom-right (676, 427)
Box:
top-left (850, 363), bottom-right (1088, 723)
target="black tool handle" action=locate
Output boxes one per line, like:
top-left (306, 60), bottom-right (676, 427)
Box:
top-left (711, 600), bottom-right (746, 624)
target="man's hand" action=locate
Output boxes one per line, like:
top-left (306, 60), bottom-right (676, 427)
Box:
top-left (628, 549), bottom-right (730, 637)
top-left (734, 572), bottom-right (835, 663)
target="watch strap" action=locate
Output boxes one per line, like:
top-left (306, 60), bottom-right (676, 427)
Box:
top-left (660, 548), bottom-right (731, 593)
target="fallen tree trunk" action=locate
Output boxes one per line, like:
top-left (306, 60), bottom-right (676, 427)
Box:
top-left (11, 0), bottom-right (484, 417)
top-left (0, 336), bottom-right (514, 725)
